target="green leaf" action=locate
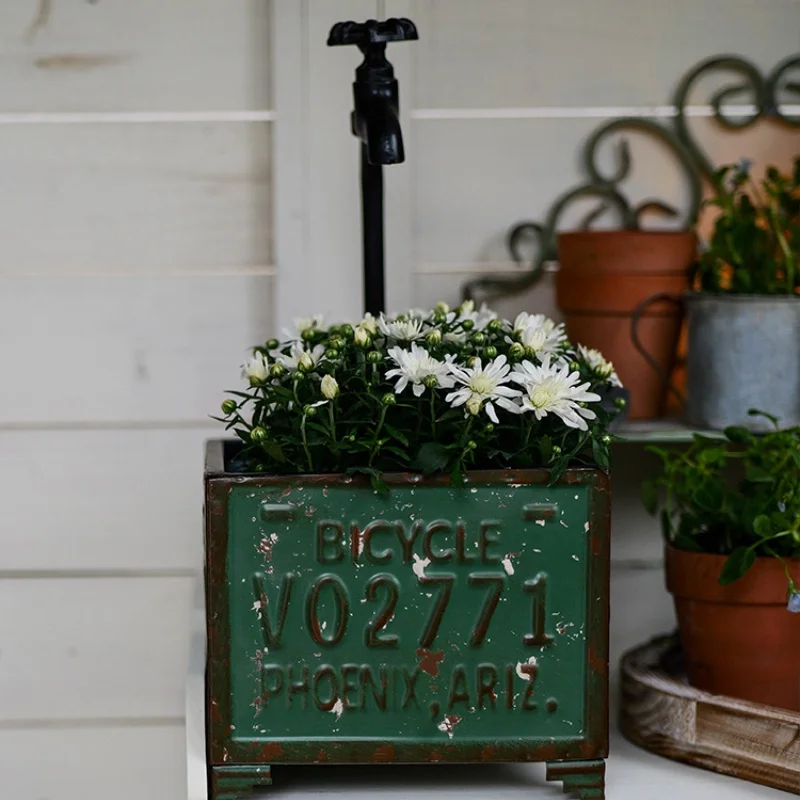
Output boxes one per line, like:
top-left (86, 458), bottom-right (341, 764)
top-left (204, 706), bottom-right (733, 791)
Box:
top-left (692, 481), bottom-right (723, 512)
top-left (591, 438), bottom-right (610, 470)
top-left (724, 426), bottom-right (752, 444)
top-left (719, 547), bottom-right (756, 585)
top-left (346, 466), bottom-right (389, 495)
top-left (698, 448), bottom-right (725, 465)
top-left (383, 425), bottom-right (409, 447)
top-left (411, 442), bottom-right (451, 475)
top-left (382, 446), bottom-right (411, 461)
top-left (745, 465), bottom-right (773, 484)
top-left (748, 408), bottom-right (780, 427)
top-left (752, 514), bottom-right (772, 538)
top-left (659, 509), bottom-right (672, 541)
top-left (641, 479), bottom-right (659, 515)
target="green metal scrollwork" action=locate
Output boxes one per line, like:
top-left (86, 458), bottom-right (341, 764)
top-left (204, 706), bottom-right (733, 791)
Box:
top-left (462, 53), bottom-right (800, 303)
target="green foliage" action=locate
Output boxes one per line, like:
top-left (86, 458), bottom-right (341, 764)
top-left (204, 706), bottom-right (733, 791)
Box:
top-left (217, 303), bottom-right (622, 483)
top-left (696, 157), bottom-right (800, 295)
top-left (642, 412), bottom-right (800, 587)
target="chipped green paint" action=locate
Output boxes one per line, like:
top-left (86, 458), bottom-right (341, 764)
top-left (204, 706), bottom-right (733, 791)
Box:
top-left (205, 441), bottom-right (610, 796)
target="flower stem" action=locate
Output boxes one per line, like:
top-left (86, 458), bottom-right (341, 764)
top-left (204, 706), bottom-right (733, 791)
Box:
top-left (300, 414), bottom-right (313, 472)
top-left (369, 406), bottom-right (388, 467)
top-left (328, 403), bottom-right (337, 444)
top-left (430, 391), bottom-right (436, 438)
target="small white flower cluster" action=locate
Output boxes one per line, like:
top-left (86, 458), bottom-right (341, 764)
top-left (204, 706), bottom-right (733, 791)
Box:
top-left (239, 302), bottom-right (622, 433)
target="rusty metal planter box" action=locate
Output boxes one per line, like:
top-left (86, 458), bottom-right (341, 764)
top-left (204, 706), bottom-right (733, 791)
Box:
top-left (205, 440), bottom-right (610, 799)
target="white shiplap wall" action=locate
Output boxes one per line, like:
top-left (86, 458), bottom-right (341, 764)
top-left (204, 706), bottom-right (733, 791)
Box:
top-left (0, 2), bottom-right (275, 799)
top-left (1, 2), bottom-right (798, 798)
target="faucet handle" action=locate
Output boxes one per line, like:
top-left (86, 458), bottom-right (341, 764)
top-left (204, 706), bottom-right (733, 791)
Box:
top-left (328, 18), bottom-right (418, 48)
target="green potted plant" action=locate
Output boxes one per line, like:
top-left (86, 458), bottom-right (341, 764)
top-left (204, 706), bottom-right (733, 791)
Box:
top-left (204, 302), bottom-right (623, 798)
top-left (686, 157), bottom-right (800, 431)
top-left (642, 413), bottom-right (800, 711)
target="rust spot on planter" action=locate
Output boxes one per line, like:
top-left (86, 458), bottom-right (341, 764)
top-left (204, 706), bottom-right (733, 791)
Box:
top-left (416, 647), bottom-right (445, 677)
top-left (371, 744), bottom-right (395, 762)
top-left (259, 741), bottom-right (284, 760)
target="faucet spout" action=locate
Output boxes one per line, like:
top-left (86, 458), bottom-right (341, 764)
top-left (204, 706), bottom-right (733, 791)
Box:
top-left (352, 88), bottom-right (404, 165)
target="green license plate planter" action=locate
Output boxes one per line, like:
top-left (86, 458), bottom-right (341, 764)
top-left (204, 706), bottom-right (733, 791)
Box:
top-left (205, 440), bottom-right (610, 799)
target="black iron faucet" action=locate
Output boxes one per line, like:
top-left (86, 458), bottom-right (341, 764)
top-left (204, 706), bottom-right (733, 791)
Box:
top-left (328, 18), bottom-right (418, 315)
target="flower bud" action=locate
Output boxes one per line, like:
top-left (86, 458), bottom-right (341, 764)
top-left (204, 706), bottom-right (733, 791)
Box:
top-left (339, 324), bottom-right (354, 339)
top-left (487, 319), bottom-right (503, 334)
top-left (292, 370), bottom-right (305, 382)
top-left (466, 440), bottom-right (477, 451)
top-left (525, 346), bottom-right (539, 360)
top-left (325, 346), bottom-right (340, 359)
top-left (432, 310), bottom-right (447, 324)
top-left (435, 301), bottom-right (450, 315)
top-left (328, 324), bottom-right (341, 335)
top-left (243, 354), bottom-right (268, 384)
top-left (601, 434), bottom-right (612, 445)
top-left (423, 374), bottom-right (439, 389)
top-left (353, 326), bottom-right (370, 347)
top-left (303, 404), bottom-right (317, 417)
top-left (301, 327), bottom-right (317, 342)
top-left (381, 393), bottom-right (397, 406)
top-left (221, 399), bottom-right (238, 415)
top-left (266, 338), bottom-right (279, 351)
top-left (508, 342), bottom-right (525, 361)
top-left (461, 319), bottom-right (475, 331)
top-left (254, 463), bottom-right (266, 472)
top-left (297, 352), bottom-right (314, 372)
top-left (483, 423), bottom-right (495, 434)
top-left (321, 374), bottom-right (339, 400)
top-left (345, 433), bottom-right (357, 443)
top-left (552, 445), bottom-right (562, 454)
top-left (250, 426), bottom-right (267, 443)
top-left (569, 360), bottom-right (581, 372)
top-left (328, 335), bottom-right (344, 350)
top-left (425, 328), bottom-right (443, 346)
top-left (483, 345), bottom-right (498, 358)
top-left (613, 396), bottom-right (627, 409)
top-left (269, 362), bottom-right (285, 378)
top-left (459, 300), bottom-right (475, 315)
top-left (470, 332), bottom-right (486, 346)
top-left (466, 396), bottom-right (482, 416)
top-left (367, 350), bottom-right (383, 364)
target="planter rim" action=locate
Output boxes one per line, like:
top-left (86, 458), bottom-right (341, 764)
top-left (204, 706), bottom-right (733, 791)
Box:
top-left (684, 291), bottom-right (800, 305)
top-left (664, 543), bottom-right (800, 605)
top-left (205, 439), bottom-right (609, 484)
top-left (557, 229), bottom-right (694, 241)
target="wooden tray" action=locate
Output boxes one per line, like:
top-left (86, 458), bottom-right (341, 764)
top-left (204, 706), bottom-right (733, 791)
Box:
top-left (619, 634), bottom-right (800, 795)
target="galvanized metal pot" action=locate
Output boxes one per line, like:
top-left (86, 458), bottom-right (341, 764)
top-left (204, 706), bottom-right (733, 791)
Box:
top-left (686, 294), bottom-right (800, 431)
top-left (204, 440), bottom-right (610, 799)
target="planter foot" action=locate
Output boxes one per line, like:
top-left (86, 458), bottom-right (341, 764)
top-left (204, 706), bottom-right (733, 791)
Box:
top-left (545, 759), bottom-right (605, 799)
top-left (210, 765), bottom-right (272, 800)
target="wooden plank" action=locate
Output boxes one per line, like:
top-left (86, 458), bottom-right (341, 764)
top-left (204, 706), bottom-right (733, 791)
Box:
top-left (413, 117), bottom-right (800, 266)
top-left (0, 123), bottom-right (272, 273)
top-left (0, 0), bottom-right (270, 112)
top-left (0, 427), bottom-right (218, 571)
top-left (412, 0), bottom-right (800, 109)
top-left (0, 723), bottom-right (186, 800)
top-left (0, 274), bottom-right (273, 424)
top-left (620, 636), bottom-right (800, 795)
top-left (0, 576), bottom-right (193, 720)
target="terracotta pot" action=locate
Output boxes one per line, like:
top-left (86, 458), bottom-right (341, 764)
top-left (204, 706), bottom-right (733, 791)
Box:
top-left (556, 231), bottom-right (695, 420)
top-left (665, 545), bottom-right (800, 711)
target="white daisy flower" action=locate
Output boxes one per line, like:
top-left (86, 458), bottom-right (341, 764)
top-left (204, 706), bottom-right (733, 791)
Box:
top-left (378, 314), bottom-right (425, 342)
top-left (360, 312), bottom-right (379, 334)
top-left (320, 375), bottom-right (339, 400)
top-left (511, 313), bottom-right (567, 357)
top-left (511, 355), bottom-right (601, 430)
top-left (578, 345), bottom-right (622, 387)
top-left (386, 343), bottom-right (456, 397)
top-left (446, 355), bottom-right (523, 423)
top-left (271, 343), bottom-right (325, 372)
top-left (282, 314), bottom-right (324, 340)
top-left (242, 353), bottom-right (268, 384)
